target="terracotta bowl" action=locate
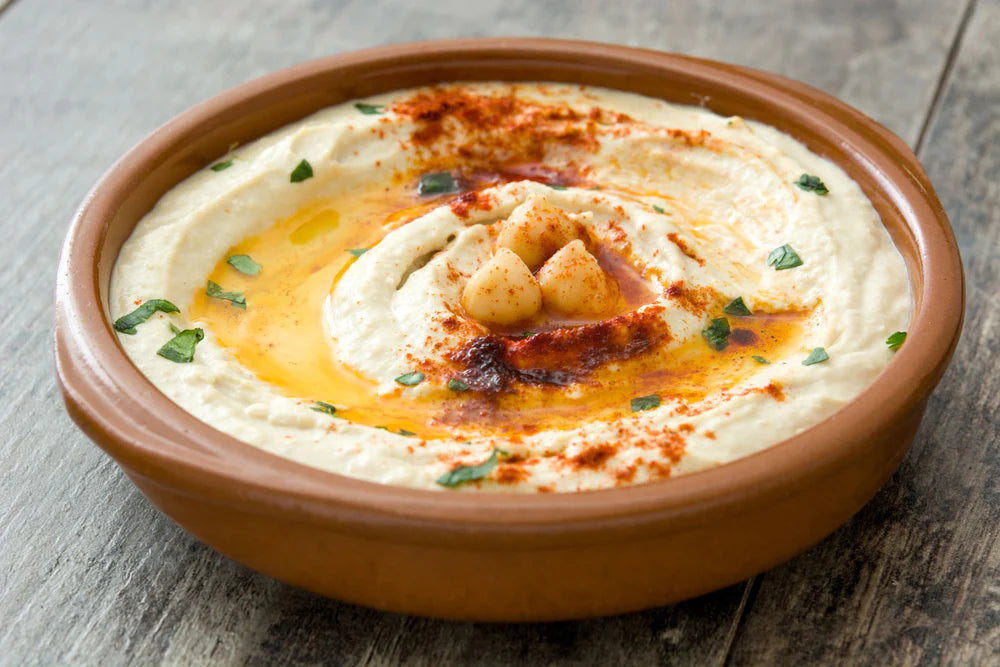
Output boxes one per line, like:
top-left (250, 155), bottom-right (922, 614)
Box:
top-left (55, 38), bottom-right (964, 622)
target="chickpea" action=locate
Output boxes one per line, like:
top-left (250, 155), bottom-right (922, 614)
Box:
top-left (537, 240), bottom-right (618, 317)
top-left (461, 247), bottom-right (543, 325)
top-left (496, 194), bottom-right (584, 271)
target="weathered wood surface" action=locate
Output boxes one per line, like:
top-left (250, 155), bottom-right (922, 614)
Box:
top-left (0, 0), bottom-right (995, 664)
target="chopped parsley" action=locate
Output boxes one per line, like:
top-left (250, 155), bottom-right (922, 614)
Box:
top-left (311, 401), bottom-right (338, 416)
top-left (436, 449), bottom-right (501, 487)
top-left (752, 355), bottom-right (771, 365)
top-left (354, 102), bottom-right (385, 115)
top-left (767, 244), bottom-right (804, 270)
top-left (205, 281), bottom-right (246, 309)
top-left (549, 184), bottom-right (567, 190)
top-left (723, 296), bottom-right (752, 316)
top-left (447, 378), bottom-right (470, 392)
top-left (802, 347), bottom-right (829, 366)
top-left (113, 299), bottom-right (179, 335)
top-left (347, 248), bottom-right (369, 257)
top-left (653, 205), bottom-right (665, 214)
top-left (209, 159), bottom-right (234, 172)
top-left (289, 159), bottom-right (313, 183)
top-left (794, 173), bottom-right (829, 195)
top-left (227, 254), bottom-right (261, 275)
top-left (395, 371), bottom-right (425, 386)
top-left (156, 327), bottom-right (204, 363)
top-left (417, 171), bottom-right (458, 196)
top-left (702, 317), bottom-right (731, 351)
top-left (375, 425), bottom-right (416, 436)
top-left (887, 331), bottom-right (907, 352)
top-left (631, 394), bottom-right (661, 412)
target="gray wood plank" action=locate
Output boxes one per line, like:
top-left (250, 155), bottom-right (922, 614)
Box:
top-left (0, 0), bottom-right (977, 664)
top-left (725, 0), bottom-right (1000, 664)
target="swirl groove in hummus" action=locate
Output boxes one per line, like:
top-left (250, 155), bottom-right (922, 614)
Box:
top-left (110, 83), bottom-right (910, 492)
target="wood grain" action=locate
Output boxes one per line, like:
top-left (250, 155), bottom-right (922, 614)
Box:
top-left (0, 0), bottom-right (993, 664)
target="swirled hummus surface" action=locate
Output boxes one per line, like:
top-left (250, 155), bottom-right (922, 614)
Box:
top-left (110, 83), bottom-right (910, 492)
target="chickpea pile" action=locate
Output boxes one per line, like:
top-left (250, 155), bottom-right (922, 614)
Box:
top-left (461, 194), bottom-right (619, 326)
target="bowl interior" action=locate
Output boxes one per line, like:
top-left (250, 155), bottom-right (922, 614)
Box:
top-left (63, 39), bottom-right (962, 534)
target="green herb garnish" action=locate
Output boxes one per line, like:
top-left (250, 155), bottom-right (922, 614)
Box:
top-left (156, 328), bottom-right (204, 363)
top-left (397, 429), bottom-right (416, 437)
top-left (767, 244), bottom-right (804, 270)
top-left (206, 281), bottom-right (246, 309)
top-left (549, 184), bottom-right (567, 190)
top-left (794, 174), bottom-right (829, 195)
top-left (802, 347), bottom-right (829, 366)
top-left (702, 317), bottom-right (731, 351)
top-left (447, 378), bottom-right (470, 392)
top-left (354, 102), bottom-right (385, 115)
top-left (752, 355), bottom-right (771, 364)
top-left (347, 248), bottom-right (369, 257)
top-left (436, 449), bottom-right (501, 487)
top-left (630, 394), bottom-right (661, 412)
top-left (417, 171), bottom-right (458, 195)
top-left (227, 254), bottom-right (261, 275)
top-left (210, 159), bottom-right (234, 172)
top-left (886, 331), bottom-right (907, 352)
top-left (311, 401), bottom-right (337, 416)
top-left (653, 205), bottom-right (665, 214)
top-left (113, 299), bottom-right (179, 335)
top-left (395, 371), bottom-right (425, 386)
top-left (290, 159), bottom-right (313, 183)
top-left (723, 296), bottom-right (752, 316)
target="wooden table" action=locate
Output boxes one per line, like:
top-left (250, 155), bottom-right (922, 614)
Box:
top-left (2, 0), bottom-right (997, 663)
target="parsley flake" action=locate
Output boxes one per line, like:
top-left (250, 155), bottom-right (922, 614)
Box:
top-left (290, 159), bottom-right (313, 183)
top-left (447, 378), bottom-right (470, 392)
top-left (227, 254), bottom-right (261, 275)
top-left (631, 394), bottom-right (661, 412)
top-left (417, 171), bottom-right (458, 195)
top-left (397, 429), bottom-right (416, 437)
top-left (802, 347), bottom-right (829, 366)
top-left (206, 281), bottom-right (246, 309)
top-left (311, 401), bottom-right (338, 416)
top-left (113, 299), bottom-right (179, 335)
top-left (354, 102), bottom-right (385, 115)
top-left (653, 205), bottom-right (665, 214)
top-left (767, 244), bottom-right (804, 270)
top-left (723, 296), bottom-right (752, 316)
top-left (752, 355), bottom-right (771, 364)
top-left (794, 174), bottom-right (829, 195)
top-left (887, 331), bottom-right (907, 352)
top-left (347, 248), bottom-right (369, 257)
top-left (395, 371), bottom-right (424, 386)
top-left (436, 449), bottom-right (501, 487)
top-left (549, 184), bottom-right (567, 190)
top-left (702, 317), bottom-right (731, 351)
top-left (210, 159), bottom-right (234, 172)
top-left (156, 327), bottom-right (204, 363)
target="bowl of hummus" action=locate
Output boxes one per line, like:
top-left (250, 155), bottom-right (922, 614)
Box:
top-left (55, 39), bottom-right (963, 621)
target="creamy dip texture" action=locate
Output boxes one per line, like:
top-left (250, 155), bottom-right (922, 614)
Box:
top-left (110, 83), bottom-right (911, 492)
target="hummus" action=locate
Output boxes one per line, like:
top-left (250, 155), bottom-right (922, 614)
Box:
top-left (109, 83), bottom-right (911, 492)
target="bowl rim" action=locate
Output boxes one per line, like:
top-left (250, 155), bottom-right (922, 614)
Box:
top-left (55, 37), bottom-right (964, 544)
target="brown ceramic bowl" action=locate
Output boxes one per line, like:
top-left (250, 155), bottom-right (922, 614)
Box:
top-left (55, 38), bottom-right (963, 622)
